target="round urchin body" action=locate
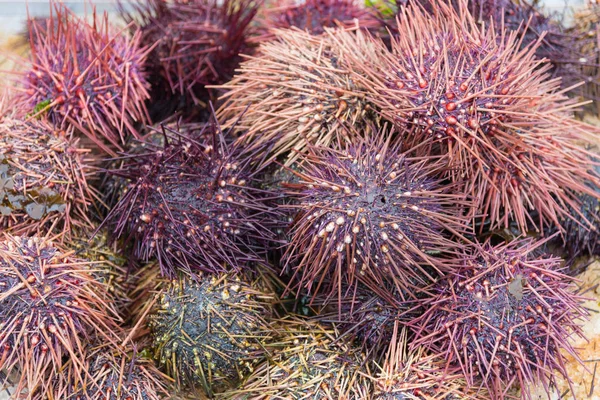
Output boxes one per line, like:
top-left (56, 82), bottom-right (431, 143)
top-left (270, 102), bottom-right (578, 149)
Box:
top-left (217, 317), bottom-right (372, 399)
top-left (0, 235), bottom-right (121, 394)
top-left (216, 28), bottom-right (378, 167)
top-left (283, 136), bottom-right (468, 299)
top-left (261, 0), bottom-right (381, 36)
top-left (38, 342), bottom-right (170, 400)
top-left (104, 123), bottom-right (279, 275)
top-left (123, 0), bottom-right (258, 106)
top-left (0, 118), bottom-right (95, 238)
top-left (336, 2), bottom-right (600, 234)
top-left (410, 238), bottom-right (588, 399)
top-left (17, 3), bottom-right (150, 155)
top-left (307, 278), bottom-right (419, 359)
top-left (147, 272), bottom-right (276, 395)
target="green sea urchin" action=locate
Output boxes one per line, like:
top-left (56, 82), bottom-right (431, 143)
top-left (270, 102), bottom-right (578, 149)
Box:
top-left (410, 238), bottom-right (588, 399)
top-left (217, 317), bottom-right (372, 399)
top-left (0, 118), bottom-right (96, 239)
top-left (145, 271), bottom-right (276, 395)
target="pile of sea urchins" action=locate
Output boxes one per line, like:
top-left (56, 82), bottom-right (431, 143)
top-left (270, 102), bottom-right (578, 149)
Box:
top-left (1, 0), bottom-right (599, 399)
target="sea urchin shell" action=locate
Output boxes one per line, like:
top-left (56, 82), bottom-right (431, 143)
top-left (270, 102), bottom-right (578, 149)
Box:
top-left (410, 238), bottom-right (588, 399)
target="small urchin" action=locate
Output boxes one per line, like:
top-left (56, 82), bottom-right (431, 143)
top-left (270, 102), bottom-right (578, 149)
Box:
top-left (216, 317), bottom-right (373, 400)
top-left (409, 238), bottom-right (588, 399)
top-left (0, 117), bottom-right (96, 239)
top-left (145, 272), bottom-right (277, 395)
top-left (103, 118), bottom-right (281, 276)
top-left (216, 28), bottom-right (379, 167)
top-left (307, 278), bottom-right (421, 360)
top-left (17, 2), bottom-right (151, 155)
top-left (122, 0), bottom-right (259, 106)
top-left (0, 234), bottom-right (122, 394)
top-left (335, 2), bottom-right (600, 234)
top-left (282, 134), bottom-right (469, 300)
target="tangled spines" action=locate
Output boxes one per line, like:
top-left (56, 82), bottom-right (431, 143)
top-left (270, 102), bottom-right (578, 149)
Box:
top-left (104, 121), bottom-right (280, 276)
top-left (147, 272), bottom-right (276, 395)
top-left (217, 317), bottom-right (372, 399)
top-left (410, 238), bottom-right (588, 399)
top-left (123, 0), bottom-right (259, 104)
top-left (0, 118), bottom-right (95, 238)
top-left (335, 1), bottom-right (600, 233)
top-left (374, 328), bottom-right (481, 399)
top-left (38, 343), bottom-right (170, 400)
top-left (260, 0), bottom-right (381, 36)
top-left (18, 3), bottom-right (151, 155)
top-left (0, 235), bottom-right (121, 394)
top-left (283, 135), bottom-right (469, 299)
top-left (217, 28), bottom-right (378, 167)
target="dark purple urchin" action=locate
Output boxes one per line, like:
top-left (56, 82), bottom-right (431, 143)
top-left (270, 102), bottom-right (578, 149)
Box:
top-left (410, 238), bottom-right (588, 400)
top-left (16, 2), bottom-right (151, 156)
top-left (121, 0), bottom-right (259, 107)
top-left (259, 0), bottom-right (381, 38)
top-left (561, 164), bottom-right (600, 258)
top-left (103, 119), bottom-right (281, 276)
top-left (282, 135), bottom-right (469, 300)
top-left (307, 279), bottom-right (422, 360)
top-left (0, 235), bottom-right (122, 395)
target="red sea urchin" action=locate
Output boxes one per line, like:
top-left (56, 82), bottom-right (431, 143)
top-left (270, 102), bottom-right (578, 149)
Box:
top-left (17, 2), bottom-right (151, 155)
top-left (0, 235), bottom-right (122, 395)
top-left (216, 28), bottom-right (378, 166)
top-left (259, 0), bottom-right (381, 37)
top-left (282, 133), bottom-right (469, 300)
top-left (122, 0), bottom-right (259, 106)
top-left (335, 1), bottom-right (600, 233)
top-left (103, 119), bottom-right (281, 276)
top-left (410, 238), bottom-right (588, 399)
top-left (0, 118), bottom-right (96, 238)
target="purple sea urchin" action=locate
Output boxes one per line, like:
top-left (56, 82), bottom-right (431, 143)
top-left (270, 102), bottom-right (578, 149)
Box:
top-left (16, 2), bottom-right (151, 155)
top-left (216, 28), bottom-right (378, 166)
top-left (0, 235), bottom-right (122, 394)
top-left (103, 120), bottom-right (280, 276)
top-left (335, 1), bottom-right (600, 234)
top-left (216, 317), bottom-right (372, 399)
top-left (38, 341), bottom-right (170, 400)
top-left (122, 0), bottom-right (259, 106)
top-left (145, 272), bottom-right (276, 395)
top-left (308, 280), bottom-right (420, 359)
top-left (0, 118), bottom-right (96, 239)
top-left (410, 238), bottom-right (588, 399)
top-left (260, 0), bottom-right (381, 37)
top-left (283, 135), bottom-right (469, 299)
